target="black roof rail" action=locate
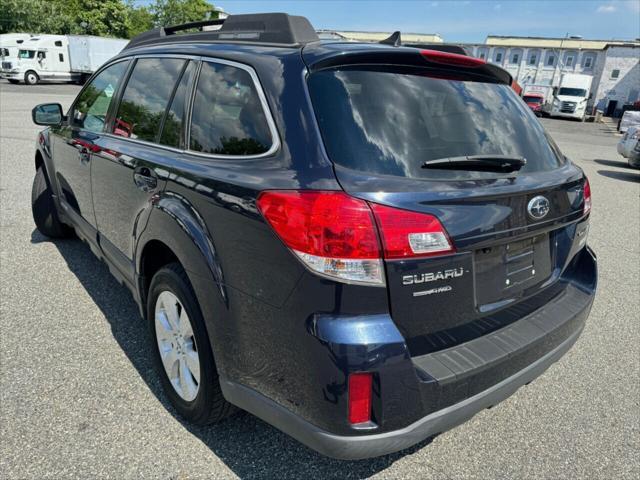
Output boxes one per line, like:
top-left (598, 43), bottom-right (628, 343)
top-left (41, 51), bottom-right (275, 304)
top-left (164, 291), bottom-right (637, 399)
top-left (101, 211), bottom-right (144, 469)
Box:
top-left (125, 13), bottom-right (319, 50)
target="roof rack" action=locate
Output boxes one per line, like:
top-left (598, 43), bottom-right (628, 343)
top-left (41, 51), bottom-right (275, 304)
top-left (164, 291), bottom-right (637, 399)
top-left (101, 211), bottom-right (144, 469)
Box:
top-left (125, 13), bottom-right (320, 50)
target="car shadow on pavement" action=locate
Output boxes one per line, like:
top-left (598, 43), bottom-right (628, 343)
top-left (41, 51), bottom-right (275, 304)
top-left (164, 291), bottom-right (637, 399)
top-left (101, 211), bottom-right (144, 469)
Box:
top-left (597, 169), bottom-right (639, 183)
top-left (31, 229), bottom-right (429, 479)
top-left (593, 158), bottom-right (636, 169)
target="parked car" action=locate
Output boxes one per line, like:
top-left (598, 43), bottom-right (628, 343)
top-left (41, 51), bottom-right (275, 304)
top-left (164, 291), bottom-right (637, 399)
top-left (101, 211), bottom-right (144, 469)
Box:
top-left (618, 110), bottom-right (640, 134)
top-left (617, 125), bottom-right (640, 168)
top-left (29, 13), bottom-right (597, 460)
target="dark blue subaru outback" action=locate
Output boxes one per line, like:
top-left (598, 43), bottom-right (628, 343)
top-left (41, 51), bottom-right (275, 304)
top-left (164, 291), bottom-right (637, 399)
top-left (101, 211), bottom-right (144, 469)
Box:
top-left (31, 14), bottom-right (597, 460)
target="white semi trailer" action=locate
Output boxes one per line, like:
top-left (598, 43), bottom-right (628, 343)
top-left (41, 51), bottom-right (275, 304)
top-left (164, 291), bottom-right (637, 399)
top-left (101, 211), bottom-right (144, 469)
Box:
top-left (1, 34), bottom-right (128, 85)
top-left (549, 73), bottom-right (593, 121)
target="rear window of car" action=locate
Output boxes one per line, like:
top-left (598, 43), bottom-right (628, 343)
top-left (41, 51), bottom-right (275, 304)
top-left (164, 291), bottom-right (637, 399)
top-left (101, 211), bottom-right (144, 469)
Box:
top-left (189, 62), bottom-right (272, 156)
top-left (308, 66), bottom-right (565, 180)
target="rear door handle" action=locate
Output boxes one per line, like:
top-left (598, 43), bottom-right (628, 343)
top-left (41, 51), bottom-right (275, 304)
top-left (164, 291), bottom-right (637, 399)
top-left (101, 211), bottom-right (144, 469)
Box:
top-left (133, 166), bottom-right (158, 192)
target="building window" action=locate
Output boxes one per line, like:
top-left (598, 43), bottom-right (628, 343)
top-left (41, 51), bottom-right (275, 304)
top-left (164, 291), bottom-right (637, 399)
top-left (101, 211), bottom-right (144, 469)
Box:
top-left (566, 56), bottom-right (574, 67)
top-left (546, 54), bottom-right (555, 66)
top-left (511, 53), bottom-right (519, 64)
top-left (529, 53), bottom-right (537, 65)
top-left (611, 69), bottom-right (620, 79)
top-left (479, 52), bottom-right (485, 59)
top-left (495, 52), bottom-right (503, 63)
top-left (584, 57), bottom-right (593, 68)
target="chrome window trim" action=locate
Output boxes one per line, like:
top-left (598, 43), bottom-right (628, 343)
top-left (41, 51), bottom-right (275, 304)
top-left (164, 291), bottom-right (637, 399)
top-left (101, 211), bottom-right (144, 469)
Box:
top-left (102, 53), bottom-right (281, 160)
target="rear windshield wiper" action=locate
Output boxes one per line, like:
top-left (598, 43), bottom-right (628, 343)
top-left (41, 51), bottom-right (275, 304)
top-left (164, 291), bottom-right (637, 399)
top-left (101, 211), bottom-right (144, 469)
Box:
top-left (421, 155), bottom-right (527, 173)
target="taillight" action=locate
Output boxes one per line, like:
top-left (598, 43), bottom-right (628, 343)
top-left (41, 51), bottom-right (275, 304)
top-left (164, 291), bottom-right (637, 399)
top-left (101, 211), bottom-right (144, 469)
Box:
top-left (256, 191), bottom-right (384, 285)
top-left (370, 203), bottom-right (454, 259)
top-left (420, 49), bottom-right (486, 67)
top-left (583, 177), bottom-right (592, 216)
top-left (257, 191), bottom-right (455, 285)
top-left (348, 373), bottom-right (372, 425)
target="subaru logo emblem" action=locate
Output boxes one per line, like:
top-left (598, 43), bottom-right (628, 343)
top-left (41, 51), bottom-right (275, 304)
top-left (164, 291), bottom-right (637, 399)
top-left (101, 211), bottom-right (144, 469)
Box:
top-left (527, 195), bottom-right (550, 220)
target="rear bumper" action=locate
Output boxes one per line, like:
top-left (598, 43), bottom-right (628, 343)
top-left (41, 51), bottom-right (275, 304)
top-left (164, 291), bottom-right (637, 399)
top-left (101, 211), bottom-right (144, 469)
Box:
top-left (221, 247), bottom-right (597, 460)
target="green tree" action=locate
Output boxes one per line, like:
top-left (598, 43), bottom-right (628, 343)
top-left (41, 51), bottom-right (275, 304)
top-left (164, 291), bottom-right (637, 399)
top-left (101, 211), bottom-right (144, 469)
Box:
top-left (151, 0), bottom-right (217, 27)
top-left (126, 1), bottom-right (154, 38)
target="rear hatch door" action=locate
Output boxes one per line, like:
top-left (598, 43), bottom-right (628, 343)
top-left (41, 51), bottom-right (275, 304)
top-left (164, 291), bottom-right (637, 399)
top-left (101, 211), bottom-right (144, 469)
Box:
top-left (305, 47), bottom-right (589, 355)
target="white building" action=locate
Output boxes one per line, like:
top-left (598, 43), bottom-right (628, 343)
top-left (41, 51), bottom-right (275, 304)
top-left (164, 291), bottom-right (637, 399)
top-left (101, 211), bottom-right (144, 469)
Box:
top-left (464, 36), bottom-right (640, 113)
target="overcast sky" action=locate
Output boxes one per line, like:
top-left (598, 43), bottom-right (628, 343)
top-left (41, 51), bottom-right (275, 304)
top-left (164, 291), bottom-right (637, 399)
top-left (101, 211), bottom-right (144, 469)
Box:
top-left (204, 0), bottom-right (640, 43)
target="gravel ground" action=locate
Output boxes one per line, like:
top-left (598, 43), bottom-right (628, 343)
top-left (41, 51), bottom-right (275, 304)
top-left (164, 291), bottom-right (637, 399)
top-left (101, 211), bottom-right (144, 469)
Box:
top-left (1, 81), bottom-right (639, 480)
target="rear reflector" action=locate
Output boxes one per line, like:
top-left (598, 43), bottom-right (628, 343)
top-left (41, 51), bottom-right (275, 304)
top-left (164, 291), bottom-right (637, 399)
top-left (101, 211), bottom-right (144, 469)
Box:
top-left (420, 49), bottom-right (486, 67)
top-left (370, 203), bottom-right (454, 259)
top-left (583, 177), bottom-right (592, 215)
top-left (257, 191), bottom-right (455, 284)
top-left (348, 373), bottom-right (372, 425)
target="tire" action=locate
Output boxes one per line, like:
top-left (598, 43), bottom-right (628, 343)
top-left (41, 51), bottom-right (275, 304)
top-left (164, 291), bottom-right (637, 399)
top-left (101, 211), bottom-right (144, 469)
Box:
top-left (31, 165), bottom-right (73, 238)
top-left (148, 262), bottom-right (234, 425)
top-left (24, 70), bottom-right (39, 85)
top-left (8, 79), bottom-right (19, 85)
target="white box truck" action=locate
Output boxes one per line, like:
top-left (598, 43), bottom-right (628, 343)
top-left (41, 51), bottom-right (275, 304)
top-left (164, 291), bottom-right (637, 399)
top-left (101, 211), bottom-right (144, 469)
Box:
top-left (549, 73), bottom-right (593, 121)
top-left (521, 84), bottom-right (554, 116)
top-left (1, 34), bottom-right (128, 85)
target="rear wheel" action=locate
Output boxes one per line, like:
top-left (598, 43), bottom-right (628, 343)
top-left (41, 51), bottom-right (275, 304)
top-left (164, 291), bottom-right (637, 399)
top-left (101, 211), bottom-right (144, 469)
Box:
top-left (31, 165), bottom-right (73, 238)
top-left (148, 263), bottom-right (234, 424)
top-left (24, 70), bottom-right (39, 85)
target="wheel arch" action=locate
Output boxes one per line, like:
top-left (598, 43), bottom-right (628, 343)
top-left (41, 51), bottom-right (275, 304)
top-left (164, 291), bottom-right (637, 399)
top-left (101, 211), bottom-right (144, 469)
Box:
top-left (135, 192), bottom-right (227, 313)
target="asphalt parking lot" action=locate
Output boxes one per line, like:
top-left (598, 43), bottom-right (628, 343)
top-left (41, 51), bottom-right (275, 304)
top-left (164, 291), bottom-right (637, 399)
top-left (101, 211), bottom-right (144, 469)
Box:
top-left (1, 81), bottom-right (638, 480)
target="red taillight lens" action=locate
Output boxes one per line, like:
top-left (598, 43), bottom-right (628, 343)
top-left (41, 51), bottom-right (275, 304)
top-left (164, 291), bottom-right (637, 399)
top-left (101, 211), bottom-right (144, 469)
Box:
top-left (370, 203), bottom-right (455, 259)
top-left (256, 191), bottom-right (384, 284)
top-left (583, 177), bottom-right (592, 215)
top-left (348, 373), bottom-right (372, 424)
top-left (257, 191), bottom-right (456, 283)
top-left (420, 49), bottom-right (486, 67)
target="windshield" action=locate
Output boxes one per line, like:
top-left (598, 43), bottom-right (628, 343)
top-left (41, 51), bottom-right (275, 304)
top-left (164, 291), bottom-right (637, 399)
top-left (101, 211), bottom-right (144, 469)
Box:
top-left (18, 50), bottom-right (35, 59)
top-left (558, 87), bottom-right (587, 97)
top-left (523, 96), bottom-right (543, 104)
top-left (308, 67), bottom-right (565, 180)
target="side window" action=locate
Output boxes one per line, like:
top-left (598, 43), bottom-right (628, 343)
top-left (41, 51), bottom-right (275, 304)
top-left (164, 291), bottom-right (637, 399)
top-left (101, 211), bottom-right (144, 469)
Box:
top-left (59, 53), bottom-right (64, 62)
top-left (189, 62), bottom-right (272, 155)
top-left (114, 58), bottom-right (185, 142)
top-left (72, 60), bottom-right (129, 133)
top-left (159, 61), bottom-right (196, 148)
top-left (55, 41), bottom-right (63, 47)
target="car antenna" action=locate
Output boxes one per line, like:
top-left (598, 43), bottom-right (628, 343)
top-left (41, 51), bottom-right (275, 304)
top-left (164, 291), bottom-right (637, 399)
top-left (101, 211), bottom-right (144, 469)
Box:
top-left (379, 31), bottom-right (401, 47)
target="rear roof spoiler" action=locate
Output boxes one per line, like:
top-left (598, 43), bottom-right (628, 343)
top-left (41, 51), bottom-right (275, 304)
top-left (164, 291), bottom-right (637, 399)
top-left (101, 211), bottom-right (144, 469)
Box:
top-left (125, 13), bottom-right (320, 50)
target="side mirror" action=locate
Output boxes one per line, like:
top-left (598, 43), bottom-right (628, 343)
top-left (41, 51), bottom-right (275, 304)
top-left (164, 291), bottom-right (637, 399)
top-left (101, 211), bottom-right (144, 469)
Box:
top-left (32, 103), bottom-right (65, 126)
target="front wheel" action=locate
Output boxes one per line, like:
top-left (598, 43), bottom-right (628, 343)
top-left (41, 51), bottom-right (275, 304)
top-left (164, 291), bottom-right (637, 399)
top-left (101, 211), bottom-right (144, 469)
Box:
top-left (148, 263), bottom-right (234, 424)
top-left (24, 70), bottom-right (39, 85)
top-left (31, 165), bottom-right (73, 238)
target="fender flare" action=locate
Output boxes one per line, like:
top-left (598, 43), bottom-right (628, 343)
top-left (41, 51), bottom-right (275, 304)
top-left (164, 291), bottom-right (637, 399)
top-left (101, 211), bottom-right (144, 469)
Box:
top-left (135, 191), bottom-right (227, 306)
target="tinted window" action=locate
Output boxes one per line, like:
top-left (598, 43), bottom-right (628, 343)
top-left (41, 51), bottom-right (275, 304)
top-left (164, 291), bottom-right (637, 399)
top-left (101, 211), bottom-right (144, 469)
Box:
top-left (159, 61), bottom-right (195, 148)
top-left (19, 50), bottom-right (35, 59)
top-left (72, 60), bottom-right (129, 133)
top-left (308, 67), bottom-right (565, 180)
top-left (189, 62), bottom-right (272, 155)
top-left (114, 58), bottom-right (185, 142)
